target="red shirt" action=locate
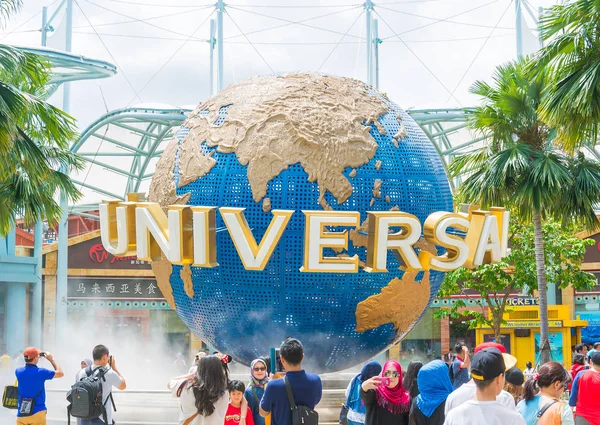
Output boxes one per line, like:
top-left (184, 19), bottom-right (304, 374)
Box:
top-left (224, 404), bottom-right (255, 425)
top-left (573, 370), bottom-right (600, 425)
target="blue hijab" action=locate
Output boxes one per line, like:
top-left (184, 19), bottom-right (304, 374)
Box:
top-left (416, 360), bottom-right (453, 417)
top-left (347, 361), bottom-right (382, 413)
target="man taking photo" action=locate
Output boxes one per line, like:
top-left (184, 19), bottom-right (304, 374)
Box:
top-left (260, 338), bottom-right (321, 425)
top-left (77, 344), bottom-right (126, 425)
top-left (15, 347), bottom-right (64, 425)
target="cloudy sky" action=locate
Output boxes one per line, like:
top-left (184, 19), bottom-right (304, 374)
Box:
top-left (1, 0), bottom-right (557, 204)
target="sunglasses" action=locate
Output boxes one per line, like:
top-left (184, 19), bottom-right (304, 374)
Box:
top-left (384, 371), bottom-right (400, 378)
top-left (253, 367), bottom-right (267, 372)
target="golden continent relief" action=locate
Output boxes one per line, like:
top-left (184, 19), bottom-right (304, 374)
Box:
top-left (355, 270), bottom-right (431, 334)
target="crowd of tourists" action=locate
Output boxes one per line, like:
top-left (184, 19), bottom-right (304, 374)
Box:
top-left (5, 337), bottom-right (600, 425)
top-left (343, 341), bottom-right (600, 425)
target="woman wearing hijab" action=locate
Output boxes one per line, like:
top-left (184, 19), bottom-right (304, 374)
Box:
top-left (409, 360), bottom-right (453, 425)
top-left (361, 360), bottom-right (411, 425)
top-left (244, 358), bottom-right (269, 425)
top-left (345, 361), bottom-right (382, 425)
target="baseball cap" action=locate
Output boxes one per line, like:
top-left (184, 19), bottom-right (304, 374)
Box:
top-left (471, 348), bottom-right (507, 381)
top-left (505, 367), bottom-right (525, 386)
top-left (23, 347), bottom-right (41, 361)
top-left (475, 342), bottom-right (506, 353)
top-left (474, 341), bottom-right (517, 370)
top-left (591, 351), bottom-right (600, 366)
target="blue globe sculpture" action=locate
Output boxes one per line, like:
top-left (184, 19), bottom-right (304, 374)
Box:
top-left (148, 73), bottom-right (453, 372)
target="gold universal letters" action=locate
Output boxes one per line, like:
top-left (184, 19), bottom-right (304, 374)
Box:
top-left (98, 196), bottom-right (510, 273)
top-left (300, 211), bottom-right (360, 273)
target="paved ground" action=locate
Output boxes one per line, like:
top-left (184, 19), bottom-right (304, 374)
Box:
top-left (1, 375), bottom-right (348, 424)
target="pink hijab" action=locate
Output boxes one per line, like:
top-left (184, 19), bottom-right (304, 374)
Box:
top-left (375, 360), bottom-right (411, 414)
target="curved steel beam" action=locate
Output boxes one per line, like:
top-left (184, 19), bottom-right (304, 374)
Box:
top-left (16, 46), bottom-right (117, 85)
top-left (74, 106), bottom-right (494, 202)
top-left (74, 106), bottom-right (189, 200)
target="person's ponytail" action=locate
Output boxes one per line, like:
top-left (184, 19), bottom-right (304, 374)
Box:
top-left (523, 376), bottom-right (539, 402)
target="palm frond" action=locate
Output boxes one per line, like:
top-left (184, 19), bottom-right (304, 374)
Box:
top-left (0, 0), bottom-right (21, 28)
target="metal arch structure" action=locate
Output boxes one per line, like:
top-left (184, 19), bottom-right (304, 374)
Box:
top-left (72, 106), bottom-right (190, 206)
top-left (72, 106), bottom-right (487, 203)
top-left (16, 46), bottom-right (116, 97)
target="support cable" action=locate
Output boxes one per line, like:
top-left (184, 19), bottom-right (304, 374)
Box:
top-left (82, 0), bottom-right (210, 41)
top-left (226, 5), bottom-right (365, 41)
top-left (72, 6), bottom-right (213, 32)
top-left (378, 4), bottom-right (514, 30)
top-left (378, 0), bottom-right (488, 4)
top-left (224, 9), bottom-right (274, 74)
top-left (445, 0), bottom-right (514, 102)
top-left (317, 10), bottom-right (364, 72)
top-left (353, 8), bottom-right (364, 79)
top-left (102, 0), bottom-right (213, 7)
top-left (73, 31), bottom-right (207, 41)
top-left (74, 0), bottom-right (143, 103)
top-left (224, 6), bottom-right (362, 41)
top-left (380, 0), bottom-right (503, 40)
top-left (0, 0), bottom-right (62, 42)
top-left (220, 34), bottom-right (512, 45)
top-left (227, 3), bottom-right (361, 8)
top-left (70, 85), bottom-right (112, 212)
top-left (126, 9), bottom-right (215, 106)
top-left (374, 10), bottom-right (463, 106)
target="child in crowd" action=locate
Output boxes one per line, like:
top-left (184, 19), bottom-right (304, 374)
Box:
top-left (226, 380), bottom-right (255, 425)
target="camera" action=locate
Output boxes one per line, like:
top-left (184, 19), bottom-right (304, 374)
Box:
top-left (39, 352), bottom-right (46, 357)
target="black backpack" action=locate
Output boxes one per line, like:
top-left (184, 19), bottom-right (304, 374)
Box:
top-left (66, 366), bottom-right (116, 425)
top-left (284, 376), bottom-right (318, 425)
top-left (448, 361), bottom-right (455, 383)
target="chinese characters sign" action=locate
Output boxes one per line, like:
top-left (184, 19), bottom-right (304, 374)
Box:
top-left (67, 278), bottom-right (163, 299)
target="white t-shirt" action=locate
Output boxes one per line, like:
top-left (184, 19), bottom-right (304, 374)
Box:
top-left (444, 400), bottom-right (526, 425)
top-left (444, 381), bottom-right (516, 415)
top-left (169, 378), bottom-right (228, 425)
top-left (76, 365), bottom-right (123, 425)
top-left (523, 368), bottom-right (536, 381)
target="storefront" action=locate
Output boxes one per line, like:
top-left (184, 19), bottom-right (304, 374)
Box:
top-left (42, 230), bottom-right (199, 362)
top-left (475, 305), bottom-right (587, 368)
top-left (576, 228), bottom-right (600, 344)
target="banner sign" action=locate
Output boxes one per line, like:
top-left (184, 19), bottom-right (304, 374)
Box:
top-left (69, 237), bottom-right (151, 270)
top-left (67, 277), bottom-right (163, 300)
top-left (502, 320), bottom-right (562, 328)
top-left (506, 297), bottom-right (539, 306)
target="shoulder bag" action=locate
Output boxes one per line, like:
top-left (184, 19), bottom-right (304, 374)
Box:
top-left (284, 376), bottom-right (319, 425)
top-left (2, 380), bottom-right (18, 409)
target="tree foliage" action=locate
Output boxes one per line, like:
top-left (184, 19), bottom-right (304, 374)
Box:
top-left (531, 0), bottom-right (600, 151)
top-left (435, 220), bottom-right (595, 340)
top-left (450, 57), bottom-right (600, 363)
top-left (0, 2), bottom-right (84, 236)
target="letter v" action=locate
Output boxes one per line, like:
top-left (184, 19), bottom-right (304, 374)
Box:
top-left (220, 208), bottom-right (293, 270)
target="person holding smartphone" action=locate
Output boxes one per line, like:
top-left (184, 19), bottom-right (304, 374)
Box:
top-left (360, 360), bottom-right (411, 425)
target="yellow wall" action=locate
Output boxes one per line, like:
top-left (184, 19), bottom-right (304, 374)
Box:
top-left (476, 305), bottom-right (582, 368)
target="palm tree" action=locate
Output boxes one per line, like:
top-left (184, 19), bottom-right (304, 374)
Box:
top-left (532, 0), bottom-right (600, 152)
top-left (450, 58), bottom-right (600, 364)
top-left (0, 0), bottom-right (83, 236)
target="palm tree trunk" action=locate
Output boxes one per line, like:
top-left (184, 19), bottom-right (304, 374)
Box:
top-left (533, 211), bottom-right (551, 364)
